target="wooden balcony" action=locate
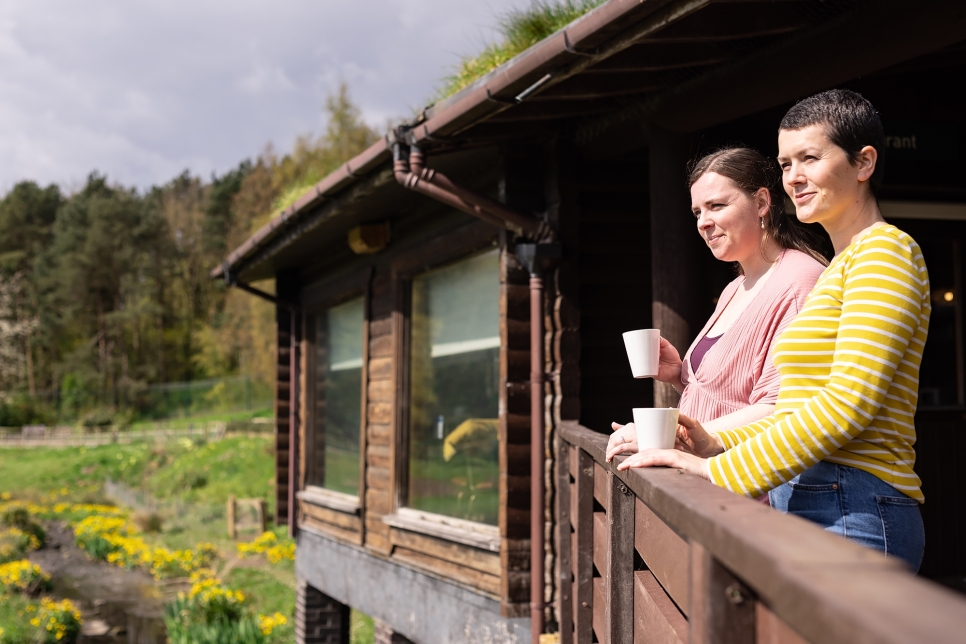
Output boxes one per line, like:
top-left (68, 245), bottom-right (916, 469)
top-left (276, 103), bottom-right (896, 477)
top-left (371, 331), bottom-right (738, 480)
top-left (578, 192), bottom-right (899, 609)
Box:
top-left (557, 422), bottom-right (966, 644)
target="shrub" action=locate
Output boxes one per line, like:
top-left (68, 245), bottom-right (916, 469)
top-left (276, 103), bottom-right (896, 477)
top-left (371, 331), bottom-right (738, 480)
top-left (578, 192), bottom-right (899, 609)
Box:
top-left (0, 528), bottom-right (41, 565)
top-left (2, 506), bottom-right (47, 549)
top-left (0, 559), bottom-right (52, 595)
top-left (237, 531), bottom-right (295, 564)
top-left (164, 578), bottom-right (266, 644)
top-left (29, 597), bottom-right (83, 644)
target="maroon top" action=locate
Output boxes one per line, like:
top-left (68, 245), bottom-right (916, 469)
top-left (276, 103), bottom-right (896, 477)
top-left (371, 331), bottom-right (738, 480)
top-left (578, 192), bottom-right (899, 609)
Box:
top-left (689, 333), bottom-right (723, 374)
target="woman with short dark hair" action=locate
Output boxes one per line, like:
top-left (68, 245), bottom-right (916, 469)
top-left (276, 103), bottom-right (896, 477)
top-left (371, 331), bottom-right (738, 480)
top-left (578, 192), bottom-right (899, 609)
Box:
top-left (620, 89), bottom-right (930, 571)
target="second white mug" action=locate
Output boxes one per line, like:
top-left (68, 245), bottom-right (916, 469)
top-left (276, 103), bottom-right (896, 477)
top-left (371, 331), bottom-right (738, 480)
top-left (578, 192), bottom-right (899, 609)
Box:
top-left (632, 407), bottom-right (679, 451)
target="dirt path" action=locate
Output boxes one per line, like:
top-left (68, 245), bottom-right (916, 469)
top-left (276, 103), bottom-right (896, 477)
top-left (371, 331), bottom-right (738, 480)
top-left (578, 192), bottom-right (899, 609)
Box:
top-left (28, 522), bottom-right (173, 644)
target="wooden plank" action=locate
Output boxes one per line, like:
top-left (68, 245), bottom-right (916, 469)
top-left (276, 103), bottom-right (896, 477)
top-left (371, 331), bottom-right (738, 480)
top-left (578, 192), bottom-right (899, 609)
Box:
top-left (365, 489), bottom-right (391, 516)
top-left (369, 333), bottom-right (393, 358)
top-left (756, 603), bottom-right (808, 644)
top-left (569, 446), bottom-right (577, 479)
top-left (367, 423), bottom-right (391, 444)
top-left (364, 519), bottom-right (391, 555)
top-left (604, 468), bottom-right (635, 644)
top-left (557, 437), bottom-right (574, 644)
top-left (573, 448), bottom-right (594, 644)
top-left (392, 546), bottom-right (501, 597)
top-left (636, 498), bottom-right (690, 616)
top-left (592, 512), bottom-right (607, 575)
top-left (367, 402), bottom-right (392, 425)
top-left (300, 501), bottom-right (362, 531)
top-left (300, 516), bottom-right (363, 546)
top-left (390, 527), bottom-right (500, 576)
top-left (689, 541), bottom-right (755, 644)
top-left (501, 538), bottom-right (530, 610)
top-left (594, 462), bottom-right (607, 509)
top-left (366, 443), bottom-right (391, 470)
top-left (367, 379), bottom-right (393, 403)
top-left (365, 466), bottom-right (390, 490)
top-left (592, 577), bottom-right (605, 643)
top-left (369, 317), bottom-right (392, 338)
top-left (368, 356), bottom-right (393, 380)
top-left (634, 571), bottom-right (689, 644)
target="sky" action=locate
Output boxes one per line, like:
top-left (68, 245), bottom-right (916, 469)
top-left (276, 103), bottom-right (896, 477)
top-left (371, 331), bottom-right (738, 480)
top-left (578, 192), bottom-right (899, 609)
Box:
top-left (0, 0), bottom-right (526, 193)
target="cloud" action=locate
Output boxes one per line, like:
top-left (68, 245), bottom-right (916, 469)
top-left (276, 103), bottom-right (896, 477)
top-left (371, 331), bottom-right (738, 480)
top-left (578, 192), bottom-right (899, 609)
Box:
top-left (0, 0), bottom-right (523, 191)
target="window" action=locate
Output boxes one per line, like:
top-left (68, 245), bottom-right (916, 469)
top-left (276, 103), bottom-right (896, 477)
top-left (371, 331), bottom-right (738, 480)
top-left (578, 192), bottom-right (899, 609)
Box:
top-left (408, 249), bottom-right (500, 525)
top-left (309, 296), bottom-right (365, 495)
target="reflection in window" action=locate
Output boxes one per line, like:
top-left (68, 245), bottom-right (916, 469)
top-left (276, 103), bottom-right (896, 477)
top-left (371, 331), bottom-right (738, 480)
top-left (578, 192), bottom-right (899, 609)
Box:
top-left (918, 238), bottom-right (963, 407)
top-left (409, 249), bottom-right (500, 525)
top-left (311, 297), bottom-right (364, 495)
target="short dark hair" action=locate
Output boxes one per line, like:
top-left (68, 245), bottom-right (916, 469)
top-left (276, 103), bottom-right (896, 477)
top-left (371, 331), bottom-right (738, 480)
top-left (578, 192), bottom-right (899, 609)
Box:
top-left (779, 89), bottom-right (885, 195)
top-left (689, 146), bottom-right (829, 269)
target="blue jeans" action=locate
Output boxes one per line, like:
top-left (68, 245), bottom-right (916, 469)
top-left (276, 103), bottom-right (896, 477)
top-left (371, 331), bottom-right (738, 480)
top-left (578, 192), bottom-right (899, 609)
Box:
top-left (769, 461), bottom-right (924, 572)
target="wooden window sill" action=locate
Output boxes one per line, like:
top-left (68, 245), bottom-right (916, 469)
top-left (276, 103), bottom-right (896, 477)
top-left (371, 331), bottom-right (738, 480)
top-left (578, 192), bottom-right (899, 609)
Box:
top-left (382, 508), bottom-right (500, 552)
top-left (298, 487), bottom-right (361, 515)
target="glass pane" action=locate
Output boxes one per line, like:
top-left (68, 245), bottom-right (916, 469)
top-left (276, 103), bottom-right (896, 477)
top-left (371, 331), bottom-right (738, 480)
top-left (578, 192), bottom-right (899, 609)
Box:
top-left (312, 297), bottom-right (364, 494)
top-left (918, 238), bottom-right (961, 407)
top-left (408, 249), bottom-right (500, 525)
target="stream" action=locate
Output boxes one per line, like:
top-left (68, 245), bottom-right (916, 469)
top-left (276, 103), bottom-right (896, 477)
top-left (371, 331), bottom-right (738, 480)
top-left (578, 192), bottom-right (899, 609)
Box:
top-left (28, 522), bottom-right (170, 644)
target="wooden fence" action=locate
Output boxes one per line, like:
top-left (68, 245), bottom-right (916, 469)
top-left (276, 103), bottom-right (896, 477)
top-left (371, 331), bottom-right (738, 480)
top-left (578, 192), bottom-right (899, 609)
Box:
top-left (0, 422), bottom-right (227, 448)
top-left (557, 421), bottom-right (966, 644)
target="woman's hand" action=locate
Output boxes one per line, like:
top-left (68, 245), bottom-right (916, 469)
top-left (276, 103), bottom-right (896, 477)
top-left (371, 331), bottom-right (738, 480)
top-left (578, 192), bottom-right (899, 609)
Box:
top-left (656, 337), bottom-right (683, 385)
top-left (606, 422), bottom-right (638, 462)
top-left (675, 413), bottom-right (725, 458)
top-left (616, 448), bottom-right (710, 479)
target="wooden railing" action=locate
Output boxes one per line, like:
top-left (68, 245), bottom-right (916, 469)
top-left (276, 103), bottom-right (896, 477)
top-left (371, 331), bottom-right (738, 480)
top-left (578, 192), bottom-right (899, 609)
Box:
top-left (556, 422), bottom-right (966, 644)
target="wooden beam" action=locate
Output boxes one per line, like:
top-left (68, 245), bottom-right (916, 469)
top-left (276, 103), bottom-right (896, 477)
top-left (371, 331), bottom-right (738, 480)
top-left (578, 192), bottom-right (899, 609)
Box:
top-left (533, 73), bottom-right (664, 100)
top-left (586, 41), bottom-right (726, 73)
top-left (657, 0), bottom-right (966, 130)
top-left (645, 1), bottom-right (808, 43)
top-left (572, 448), bottom-right (594, 643)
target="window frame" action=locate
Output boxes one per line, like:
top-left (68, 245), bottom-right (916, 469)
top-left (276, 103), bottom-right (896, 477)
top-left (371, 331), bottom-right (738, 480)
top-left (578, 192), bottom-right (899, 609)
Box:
top-left (299, 268), bottom-right (372, 512)
top-left (389, 222), bottom-right (502, 541)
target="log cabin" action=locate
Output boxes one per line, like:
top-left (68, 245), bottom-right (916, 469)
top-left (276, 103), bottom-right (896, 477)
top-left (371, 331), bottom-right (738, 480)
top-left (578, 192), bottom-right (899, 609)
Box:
top-left (212, 1), bottom-right (966, 642)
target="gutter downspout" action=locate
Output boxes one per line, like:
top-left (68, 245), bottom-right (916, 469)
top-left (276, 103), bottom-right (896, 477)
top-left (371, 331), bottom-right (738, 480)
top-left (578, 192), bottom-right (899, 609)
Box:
top-left (516, 243), bottom-right (561, 644)
top-left (391, 138), bottom-right (552, 242)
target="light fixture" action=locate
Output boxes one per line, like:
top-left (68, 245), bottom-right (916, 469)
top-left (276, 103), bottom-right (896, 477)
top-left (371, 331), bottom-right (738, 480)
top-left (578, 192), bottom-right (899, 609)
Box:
top-left (944, 291), bottom-right (955, 302)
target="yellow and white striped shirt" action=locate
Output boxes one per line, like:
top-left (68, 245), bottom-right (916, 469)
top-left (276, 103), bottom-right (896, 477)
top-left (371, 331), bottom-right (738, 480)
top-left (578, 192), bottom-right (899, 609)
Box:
top-left (708, 224), bottom-right (931, 501)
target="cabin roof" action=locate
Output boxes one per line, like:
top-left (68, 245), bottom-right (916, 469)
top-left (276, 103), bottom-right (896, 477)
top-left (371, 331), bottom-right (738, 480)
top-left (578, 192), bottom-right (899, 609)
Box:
top-left (212, 0), bottom-right (934, 283)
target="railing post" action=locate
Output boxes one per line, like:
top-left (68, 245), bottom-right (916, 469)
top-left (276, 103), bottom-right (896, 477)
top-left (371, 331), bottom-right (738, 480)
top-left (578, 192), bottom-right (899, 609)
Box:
top-left (604, 470), bottom-right (634, 644)
top-left (573, 448), bottom-right (594, 643)
top-left (689, 542), bottom-right (755, 644)
top-left (557, 439), bottom-right (574, 644)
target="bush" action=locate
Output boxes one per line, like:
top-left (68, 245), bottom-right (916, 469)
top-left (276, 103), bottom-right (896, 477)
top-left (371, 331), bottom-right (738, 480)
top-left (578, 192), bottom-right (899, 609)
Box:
top-left (165, 578), bottom-right (268, 644)
top-left (2, 506), bottom-right (47, 549)
top-left (30, 597), bottom-right (83, 644)
top-left (0, 560), bottom-right (52, 595)
top-left (0, 395), bottom-right (55, 428)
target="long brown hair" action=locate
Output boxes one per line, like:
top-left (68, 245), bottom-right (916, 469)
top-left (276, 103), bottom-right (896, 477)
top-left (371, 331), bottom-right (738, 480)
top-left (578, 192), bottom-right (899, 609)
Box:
top-left (688, 146), bottom-right (830, 267)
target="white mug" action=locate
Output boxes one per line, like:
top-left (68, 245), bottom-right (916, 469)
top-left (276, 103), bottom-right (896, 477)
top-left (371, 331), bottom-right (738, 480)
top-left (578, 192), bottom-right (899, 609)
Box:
top-left (632, 407), bottom-right (679, 451)
top-left (622, 329), bottom-right (661, 378)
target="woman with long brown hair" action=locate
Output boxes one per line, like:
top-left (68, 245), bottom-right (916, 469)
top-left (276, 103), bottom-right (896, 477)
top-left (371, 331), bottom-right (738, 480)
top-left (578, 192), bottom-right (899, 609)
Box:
top-left (607, 146), bottom-right (828, 459)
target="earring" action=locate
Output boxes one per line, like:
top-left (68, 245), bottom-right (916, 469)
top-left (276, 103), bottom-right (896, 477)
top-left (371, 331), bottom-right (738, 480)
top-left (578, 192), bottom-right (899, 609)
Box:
top-left (760, 218), bottom-right (765, 230)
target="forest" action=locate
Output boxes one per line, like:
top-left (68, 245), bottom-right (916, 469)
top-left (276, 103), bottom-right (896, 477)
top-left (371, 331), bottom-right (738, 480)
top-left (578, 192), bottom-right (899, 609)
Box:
top-left (0, 85), bottom-right (379, 427)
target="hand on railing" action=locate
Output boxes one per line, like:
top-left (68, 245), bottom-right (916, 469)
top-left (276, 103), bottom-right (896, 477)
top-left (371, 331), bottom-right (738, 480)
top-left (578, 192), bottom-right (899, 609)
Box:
top-left (614, 413), bottom-right (725, 479)
top-left (605, 421), bottom-right (638, 461)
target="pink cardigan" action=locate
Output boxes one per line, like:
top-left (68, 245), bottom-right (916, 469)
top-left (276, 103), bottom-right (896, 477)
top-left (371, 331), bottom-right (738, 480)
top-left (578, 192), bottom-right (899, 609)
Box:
top-left (678, 249), bottom-right (825, 422)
